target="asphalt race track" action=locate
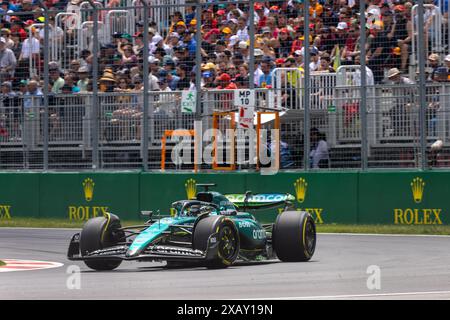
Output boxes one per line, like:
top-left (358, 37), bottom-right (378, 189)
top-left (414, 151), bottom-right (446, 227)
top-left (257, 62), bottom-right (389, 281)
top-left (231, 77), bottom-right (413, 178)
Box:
top-left (1, 228), bottom-right (450, 300)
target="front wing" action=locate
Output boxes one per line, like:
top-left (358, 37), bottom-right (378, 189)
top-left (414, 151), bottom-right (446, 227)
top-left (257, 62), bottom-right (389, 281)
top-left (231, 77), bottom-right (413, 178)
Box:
top-left (67, 232), bottom-right (221, 263)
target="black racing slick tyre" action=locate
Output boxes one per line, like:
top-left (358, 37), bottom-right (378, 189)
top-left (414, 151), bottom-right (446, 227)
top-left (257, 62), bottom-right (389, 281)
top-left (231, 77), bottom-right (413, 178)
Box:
top-left (273, 211), bottom-right (316, 262)
top-left (79, 213), bottom-right (124, 271)
top-left (193, 216), bottom-right (240, 268)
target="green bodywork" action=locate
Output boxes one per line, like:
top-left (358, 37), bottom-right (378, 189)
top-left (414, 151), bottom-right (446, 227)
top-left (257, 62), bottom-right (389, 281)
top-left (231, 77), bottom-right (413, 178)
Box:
top-left (127, 192), bottom-right (289, 257)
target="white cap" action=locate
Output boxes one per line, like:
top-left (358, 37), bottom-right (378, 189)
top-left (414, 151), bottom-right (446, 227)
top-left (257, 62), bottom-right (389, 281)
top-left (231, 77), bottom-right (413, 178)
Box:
top-left (337, 22), bottom-right (348, 30)
top-left (238, 41), bottom-right (248, 49)
top-left (445, 54), bottom-right (450, 62)
top-left (228, 35), bottom-right (239, 47)
top-left (254, 48), bottom-right (264, 56)
top-left (368, 8), bottom-right (380, 16)
top-left (148, 56), bottom-right (160, 64)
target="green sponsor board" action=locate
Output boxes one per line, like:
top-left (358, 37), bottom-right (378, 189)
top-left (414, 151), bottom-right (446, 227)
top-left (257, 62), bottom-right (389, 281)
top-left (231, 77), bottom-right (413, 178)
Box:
top-left (0, 172), bottom-right (39, 219)
top-left (0, 171), bottom-right (449, 225)
top-left (358, 171), bottom-right (450, 225)
top-left (39, 172), bottom-right (140, 221)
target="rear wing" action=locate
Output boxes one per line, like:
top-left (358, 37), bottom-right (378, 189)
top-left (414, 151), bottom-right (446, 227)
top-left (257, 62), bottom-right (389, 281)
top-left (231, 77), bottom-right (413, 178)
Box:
top-left (225, 193), bottom-right (295, 210)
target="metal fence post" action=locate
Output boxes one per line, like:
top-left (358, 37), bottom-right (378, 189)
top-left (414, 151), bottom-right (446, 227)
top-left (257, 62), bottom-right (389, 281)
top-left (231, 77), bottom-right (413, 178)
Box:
top-left (87, 0), bottom-right (99, 170)
top-left (249, 0), bottom-right (255, 89)
top-left (359, 0), bottom-right (368, 170)
top-left (417, 0), bottom-right (428, 170)
top-left (195, 0), bottom-right (202, 116)
top-left (303, 0), bottom-right (310, 171)
top-left (36, 0), bottom-right (49, 170)
top-left (142, 0), bottom-right (149, 171)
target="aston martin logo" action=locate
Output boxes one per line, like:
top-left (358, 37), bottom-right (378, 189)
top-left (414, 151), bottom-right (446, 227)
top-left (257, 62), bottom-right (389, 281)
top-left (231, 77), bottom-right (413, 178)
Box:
top-left (83, 178), bottom-right (95, 202)
top-left (294, 178), bottom-right (307, 203)
top-left (411, 177), bottom-right (425, 204)
top-left (185, 178), bottom-right (196, 200)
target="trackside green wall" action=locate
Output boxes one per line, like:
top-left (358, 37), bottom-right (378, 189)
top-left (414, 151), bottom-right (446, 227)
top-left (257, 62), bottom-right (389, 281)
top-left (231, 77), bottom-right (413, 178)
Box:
top-left (0, 171), bottom-right (449, 225)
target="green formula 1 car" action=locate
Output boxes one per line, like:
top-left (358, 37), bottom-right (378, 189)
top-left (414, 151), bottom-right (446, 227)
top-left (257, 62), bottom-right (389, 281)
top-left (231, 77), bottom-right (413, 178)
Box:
top-left (67, 184), bottom-right (316, 270)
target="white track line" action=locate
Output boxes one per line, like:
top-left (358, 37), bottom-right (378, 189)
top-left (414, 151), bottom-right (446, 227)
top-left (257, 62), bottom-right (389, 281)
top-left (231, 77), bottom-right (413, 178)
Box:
top-left (319, 232), bottom-right (450, 238)
top-left (244, 290), bottom-right (450, 300)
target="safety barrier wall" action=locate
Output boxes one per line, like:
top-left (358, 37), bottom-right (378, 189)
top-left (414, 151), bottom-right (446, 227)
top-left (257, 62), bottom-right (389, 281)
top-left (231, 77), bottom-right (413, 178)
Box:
top-left (0, 171), bottom-right (449, 225)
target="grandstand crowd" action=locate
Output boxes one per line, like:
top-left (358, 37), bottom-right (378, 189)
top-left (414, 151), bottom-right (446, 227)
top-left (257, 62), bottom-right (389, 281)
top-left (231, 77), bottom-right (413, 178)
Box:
top-left (0, 0), bottom-right (447, 97)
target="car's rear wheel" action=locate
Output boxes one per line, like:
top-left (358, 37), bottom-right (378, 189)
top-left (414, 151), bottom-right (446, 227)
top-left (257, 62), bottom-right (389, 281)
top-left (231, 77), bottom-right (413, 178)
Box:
top-left (193, 216), bottom-right (240, 268)
top-left (273, 211), bottom-right (316, 262)
top-left (79, 213), bottom-right (124, 271)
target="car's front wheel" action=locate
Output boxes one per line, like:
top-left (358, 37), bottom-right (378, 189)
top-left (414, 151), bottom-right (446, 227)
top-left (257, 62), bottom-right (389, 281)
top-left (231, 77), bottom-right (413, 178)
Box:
top-left (193, 216), bottom-right (240, 268)
top-left (79, 213), bottom-right (124, 271)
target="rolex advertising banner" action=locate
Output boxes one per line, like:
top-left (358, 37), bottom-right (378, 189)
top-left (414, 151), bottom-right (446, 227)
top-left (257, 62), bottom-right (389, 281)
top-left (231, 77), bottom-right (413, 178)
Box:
top-left (0, 173), bottom-right (39, 219)
top-left (38, 172), bottom-right (140, 221)
top-left (0, 171), bottom-right (450, 225)
top-left (358, 171), bottom-right (449, 225)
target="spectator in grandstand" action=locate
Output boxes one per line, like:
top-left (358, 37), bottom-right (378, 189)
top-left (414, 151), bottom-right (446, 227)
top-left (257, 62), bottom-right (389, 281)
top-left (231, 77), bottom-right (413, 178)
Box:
top-left (387, 67), bottom-right (416, 137)
top-left (389, 4), bottom-right (413, 72)
top-left (367, 22), bottom-right (392, 84)
top-left (216, 73), bottom-right (237, 90)
top-left (1, 29), bottom-right (14, 50)
top-left (309, 127), bottom-right (330, 169)
top-left (201, 70), bottom-right (215, 89)
top-left (63, 74), bottom-right (80, 93)
top-left (317, 54), bottom-right (335, 73)
top-left (0, 37), bottom-right (16, 82)
top-left (98, 68), bottom-right (116, 93)
top-left (77, 66), bottom-right (89, 93)
top-left (427, 53), bottom-right (441, 81)
top-left (49, 64), bottom-right (64, 94)
top-left (442, 54), bottom-right (450, 80)
top-left (258, 57), bottom-right (274, 88)
top-left (176, 64), bottom-right (190, 90)
top-left (23, 80), bottom-right (43, 109)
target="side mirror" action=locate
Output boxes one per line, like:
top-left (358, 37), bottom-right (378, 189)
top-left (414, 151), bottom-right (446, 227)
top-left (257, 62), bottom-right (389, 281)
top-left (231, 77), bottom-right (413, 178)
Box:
top-left (140, 210), bottom-right (153, 217)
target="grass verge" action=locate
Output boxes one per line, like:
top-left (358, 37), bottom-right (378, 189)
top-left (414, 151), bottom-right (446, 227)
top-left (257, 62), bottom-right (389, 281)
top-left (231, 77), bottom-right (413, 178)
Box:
top-left (317, 224), bottom-right (450, 235)
top-left (1, 218), bottom-right (450, 235)
top-left (0, 218), bottom-right (144, 229)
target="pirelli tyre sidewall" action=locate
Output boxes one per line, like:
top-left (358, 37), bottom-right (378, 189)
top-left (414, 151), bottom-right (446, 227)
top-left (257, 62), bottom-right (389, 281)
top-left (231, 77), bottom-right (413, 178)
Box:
top-left (273, 211), bottom-right (316, 262)
top-left (79, 213), bottom-right (124, 271)
top-left (193, 215), bottom-right (240, 268)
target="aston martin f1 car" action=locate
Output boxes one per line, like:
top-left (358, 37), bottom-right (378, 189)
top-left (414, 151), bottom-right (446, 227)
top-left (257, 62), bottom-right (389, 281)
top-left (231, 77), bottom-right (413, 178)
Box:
top-left (67, 184), bottom-right (316, 270)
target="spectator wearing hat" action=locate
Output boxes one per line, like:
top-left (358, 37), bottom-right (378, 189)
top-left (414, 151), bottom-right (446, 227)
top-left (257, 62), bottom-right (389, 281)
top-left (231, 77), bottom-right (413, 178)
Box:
top-left (201, 70), bottom-right (215, 89)
top-left (216, 73), bottom-right (237, 90)
top-left (1, 29), bottom-right (14, 50)
top-left (277, 28), bottom-right (293, 57)
top-left (428, 53), bottom-right (441, 81)
top-left (77, 66), bottom-right (90, 92)
top-left (167, 11), bottom-right (184, 33)
top-left (390, 4), bottom-right (412, 72)
top-left (99, 68), bottom-right (116, 93)
top-left (18, 25), bottom-right (40, 79)
top-left (387, 67), bottom-right (415, 137)
top-left (0, 37), bottom-right (16, 81)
